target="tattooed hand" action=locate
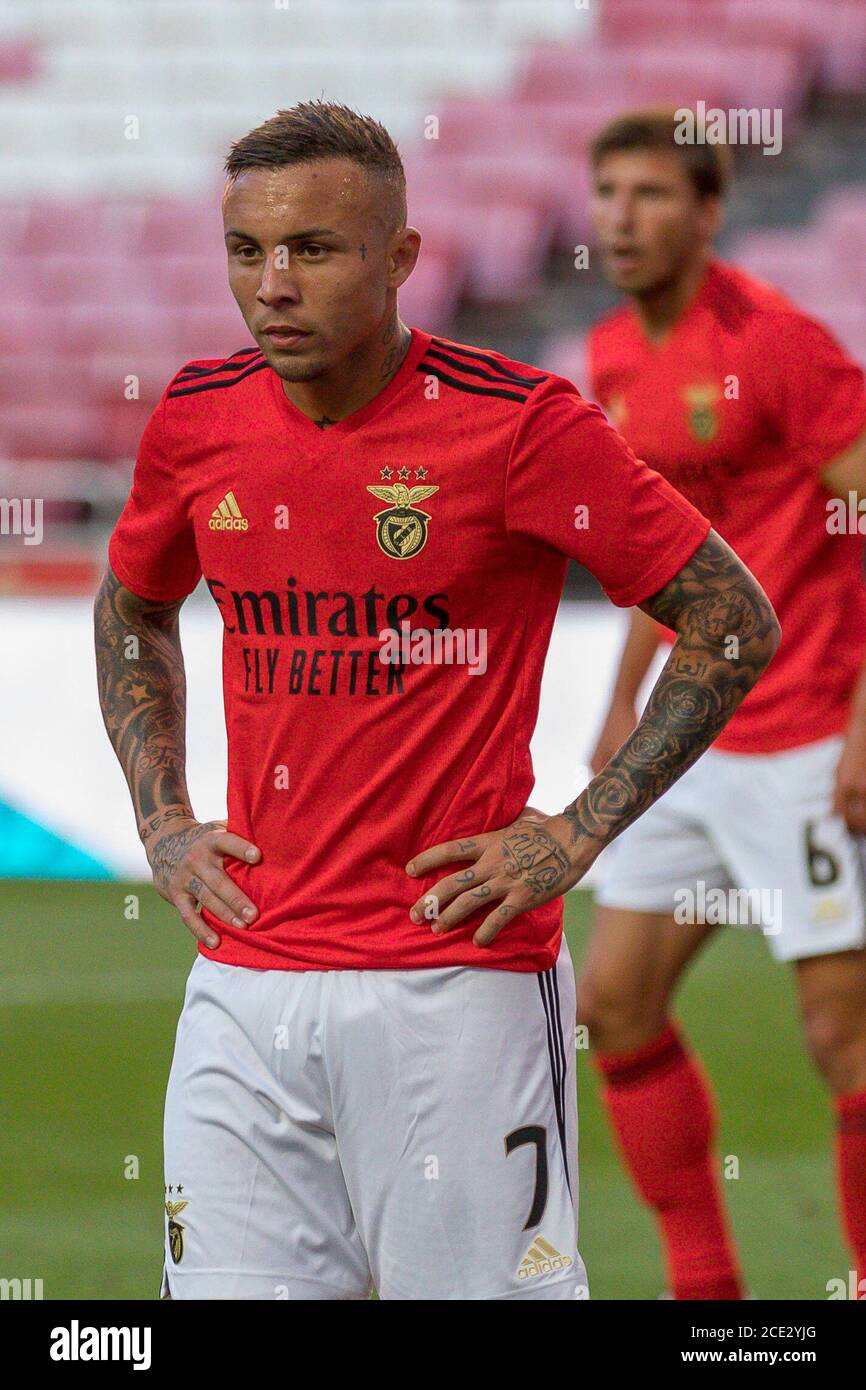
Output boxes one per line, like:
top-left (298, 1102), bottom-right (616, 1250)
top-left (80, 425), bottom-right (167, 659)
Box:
top-left (94, 566), bottom-right (262, 949)
top-left (406, 807), bottom-right (585, 947)
top-left (145, 814), bottom-right (262, 949)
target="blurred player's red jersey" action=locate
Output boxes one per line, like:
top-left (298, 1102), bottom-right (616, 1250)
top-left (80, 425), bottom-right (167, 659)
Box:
top-left (590, 259), bottom-right (866, 754)
top-left (110, 328), bottom-right (709, 971)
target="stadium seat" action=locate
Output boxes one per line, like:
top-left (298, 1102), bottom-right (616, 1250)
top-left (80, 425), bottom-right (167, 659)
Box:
top-left (0, 355), bottom-right (85, 405)
top-left (61, 303), bottom-right (179, 355)
top-left (0, 41), bottom-right (39, 81)
top-left (538, 330), bottom-right (590, 399)
top-left (398, 243), bottom-right (464, 336)
top-left (818, 188), bottom-right (866, 265)
top-left (1, 403), bottom-right (105, 461)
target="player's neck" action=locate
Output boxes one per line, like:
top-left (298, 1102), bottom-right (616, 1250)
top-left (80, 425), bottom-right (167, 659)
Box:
top-left (278, 317), bottom-right (413, 429)
top-left (632, 256), bottom-right (711, 345)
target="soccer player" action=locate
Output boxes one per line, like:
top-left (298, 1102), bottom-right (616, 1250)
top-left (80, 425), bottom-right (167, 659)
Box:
top-left (94, 100), bottom-right (778, 1301)
top-left (581, 110), bottom-right (866, 1299)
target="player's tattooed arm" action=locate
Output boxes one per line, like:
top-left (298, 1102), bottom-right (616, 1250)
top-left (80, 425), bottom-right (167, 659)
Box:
top-left (562, 529), bottom-right (780, 854)
top-left (93, 566), bottom-right (261, 945)
top-left (94, 566), bottom-right (191, 839)
top-left (406, 532), bottom-right (779, 947)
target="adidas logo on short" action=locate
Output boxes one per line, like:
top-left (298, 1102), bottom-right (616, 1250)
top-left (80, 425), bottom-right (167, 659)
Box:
top-left (209, 491), bottom-right (248, 532)
top-left (517, 1235), bottom-right (574, 1280)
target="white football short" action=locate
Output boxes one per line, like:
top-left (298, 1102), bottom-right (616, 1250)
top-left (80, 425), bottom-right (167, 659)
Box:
top-left (595, 734), bottom-right (866, 962)
top-left (160, 938), bottom-right (587, 1300)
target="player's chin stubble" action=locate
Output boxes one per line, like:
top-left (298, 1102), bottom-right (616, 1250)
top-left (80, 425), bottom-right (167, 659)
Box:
top-left (264, 348), bottom-right (329, 383)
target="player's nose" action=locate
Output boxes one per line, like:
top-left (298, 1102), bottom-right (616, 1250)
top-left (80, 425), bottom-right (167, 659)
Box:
top-left (256, 251), bottom-right (301, 304)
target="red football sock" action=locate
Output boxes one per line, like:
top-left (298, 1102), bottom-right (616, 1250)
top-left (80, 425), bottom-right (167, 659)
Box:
top-left (595, 1020), bottom-right (744, 1299)
top-left (835, 1087), bottom-right (866, 1286)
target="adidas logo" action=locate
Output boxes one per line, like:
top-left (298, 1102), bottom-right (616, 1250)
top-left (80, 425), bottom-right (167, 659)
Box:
top-left (517, 1235), bottom-right (574, 1281)
top-left (209, 491), bottom-right (248, 532)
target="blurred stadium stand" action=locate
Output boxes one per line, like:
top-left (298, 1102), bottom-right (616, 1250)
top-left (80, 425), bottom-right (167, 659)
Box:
top-left (0, 0), bottom-right (865, 591)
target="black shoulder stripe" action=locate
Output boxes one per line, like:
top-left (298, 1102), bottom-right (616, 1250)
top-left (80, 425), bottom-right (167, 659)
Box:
top-left (168, 358), bottom-right (269, 398)
top-left (174, 349), bottom-right (263, 381)
top-left (430, 337), bottom-right (548, 386)
top-left (424, 345), bottom-right (545, 391)
top-left (416, 362), bottom-right (533, 404)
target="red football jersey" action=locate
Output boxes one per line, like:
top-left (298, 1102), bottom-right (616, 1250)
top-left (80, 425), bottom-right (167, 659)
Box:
top-left (590, 259), bottom-right (866, 754)
top-left (109, 327), bottom-right (710, 971)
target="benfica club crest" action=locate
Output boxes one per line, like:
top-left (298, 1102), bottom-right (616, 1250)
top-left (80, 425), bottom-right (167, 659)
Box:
top-left (366, 483), bottom-right (439, 559)
top-left (606, 392), bottom-right (628, 429)
top-left (165, 1200), bottom-right (188, 1264)
top-left (682, 384), bottom-right (721, 442)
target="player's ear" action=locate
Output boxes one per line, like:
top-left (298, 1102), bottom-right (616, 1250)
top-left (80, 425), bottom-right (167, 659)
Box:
top-left (389, 226), bottom-right (421, 288)
top-left (699, 195), bottom-right (724, 244)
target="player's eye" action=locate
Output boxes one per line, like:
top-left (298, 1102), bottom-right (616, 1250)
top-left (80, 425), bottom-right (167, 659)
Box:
top-left (234, 244), bottom-right (260, 260)
top-left (298, 243), bottom-right (328, 259)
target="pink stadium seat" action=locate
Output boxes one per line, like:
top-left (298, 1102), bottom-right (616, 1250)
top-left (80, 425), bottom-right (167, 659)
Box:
top-left (818, 189), bottom-right (866, 265)
top-left (132, 200), bottom-right (227, 258)
top-left (407, 137), bottom-right (592, 254)
top-left (62, 303), bottom-right (176, 354)
top-left (0, 202), bottom-right (38, 253)
top-left (21, 201), bottom-right (111, 256)
top-left (0, 355), bottom-right (87, 405)
top-left (0, 256), bottom-right (36, 304)
top-left (600, 0), bottom-right (709, 44)
top-left (600, 0), bottom-right (863, 92)
top-left (85, 353), bottom-right (181, 406)
top-left (172, 304), bottom-right (255, 362)
top-left (538, 331), bottom-right (590, 399)
top-left (517, 36), bottom-right (804, 116)
top-left (2, 404), bottom-right (105, 461)
top-left (0, 42), bottom-right (39, 81)
top-left (99, 400), bottom-right (155, 462)
top-left (61, 199), bottom-right (227, 260)
top-left (408, 195), bottom-right (550, 302)
top-left (142, 254), bottom-right (231, 306)
top-left (816, 305), bottom-right (866, 358)
top-left (721, 0), bottom-right (823, 63)
top-left (832, 323), bottom-right (866, 368)
top-left (398, 245), bottom-right (464, 337)
top-left (514, 43), bottom-right (730, 112)
top-left (727, 231), bottom-right (827, 287)
top-left (0, 303), bottom-right (36, 352)
top-left (817, 0), bottom-right (866, 91)
top-left (39, 255), bottom-right (147, 306)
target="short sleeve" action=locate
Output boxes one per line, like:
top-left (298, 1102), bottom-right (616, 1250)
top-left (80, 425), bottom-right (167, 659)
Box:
top-left (757, 312), bottom-right (866, 470)
top-left (108, 392), bottom-right (202, 603)
top-left (505, 376), bottom-right (711, 607)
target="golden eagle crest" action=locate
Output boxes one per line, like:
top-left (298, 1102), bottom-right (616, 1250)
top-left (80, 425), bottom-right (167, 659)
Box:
top-left (682, 384), bottom-right (720, 443)
top-left (366, 483), bottom-right (439, 559)
top-left (165, 1200), bottom-right (188, 1264)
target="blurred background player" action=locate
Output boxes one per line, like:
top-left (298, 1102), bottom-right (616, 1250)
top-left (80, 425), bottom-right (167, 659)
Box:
top-left (580, 109), bottom-right (866, 1300)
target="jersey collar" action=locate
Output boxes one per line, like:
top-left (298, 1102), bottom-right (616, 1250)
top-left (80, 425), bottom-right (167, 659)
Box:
top-left (267, 326), bottom-right (432, 438)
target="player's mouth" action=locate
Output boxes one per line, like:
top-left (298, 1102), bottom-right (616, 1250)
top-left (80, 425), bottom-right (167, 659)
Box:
top-left (608, 245), bottom-right (643, 272)
top-left (261, 325), bottom-right (312, 348)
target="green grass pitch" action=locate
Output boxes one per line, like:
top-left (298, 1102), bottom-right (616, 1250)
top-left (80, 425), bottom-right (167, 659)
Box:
top-left (0, 881), bottom-right (846, 1299)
